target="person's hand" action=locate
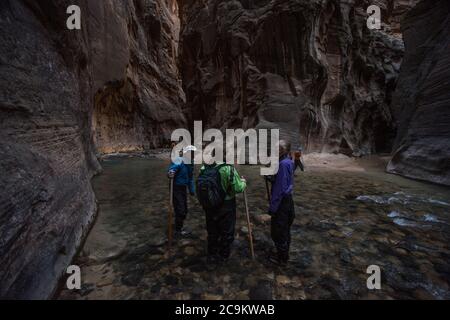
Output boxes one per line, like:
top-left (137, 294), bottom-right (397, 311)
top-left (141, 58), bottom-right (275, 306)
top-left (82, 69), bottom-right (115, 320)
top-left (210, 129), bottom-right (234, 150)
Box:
top-left (241, 176), bottom-right (246, 183)
top-left (168, 170), bottom-right (176, 179)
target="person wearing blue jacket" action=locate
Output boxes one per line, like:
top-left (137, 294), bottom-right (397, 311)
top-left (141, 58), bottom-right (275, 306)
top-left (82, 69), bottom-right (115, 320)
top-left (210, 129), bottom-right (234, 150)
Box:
top-left (266, 140), bottom-right (295, 265)
top-left (168, 147), bottom-right (196, 237)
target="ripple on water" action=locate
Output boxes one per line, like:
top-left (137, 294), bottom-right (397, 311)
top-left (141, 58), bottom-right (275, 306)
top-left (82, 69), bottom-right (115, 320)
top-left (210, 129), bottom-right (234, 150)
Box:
top-left (57, 158), bottom-right (450, 300)
top-left (393, 218), bottom-right (418, 228)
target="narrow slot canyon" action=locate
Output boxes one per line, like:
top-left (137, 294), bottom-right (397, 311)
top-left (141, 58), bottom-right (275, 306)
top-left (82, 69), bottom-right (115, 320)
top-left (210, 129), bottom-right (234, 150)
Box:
top-left (0, 0), bottom-right (449, 300)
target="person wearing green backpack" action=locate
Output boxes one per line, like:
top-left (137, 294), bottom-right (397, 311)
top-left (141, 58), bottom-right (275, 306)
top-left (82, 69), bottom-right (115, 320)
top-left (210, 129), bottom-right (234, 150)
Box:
top-left (197, 162), bottom-right (247, 264)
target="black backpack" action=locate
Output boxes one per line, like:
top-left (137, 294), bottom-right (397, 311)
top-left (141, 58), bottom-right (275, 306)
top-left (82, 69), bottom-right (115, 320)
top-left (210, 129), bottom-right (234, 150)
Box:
top-left (196, 164), bottom-right (234, 209)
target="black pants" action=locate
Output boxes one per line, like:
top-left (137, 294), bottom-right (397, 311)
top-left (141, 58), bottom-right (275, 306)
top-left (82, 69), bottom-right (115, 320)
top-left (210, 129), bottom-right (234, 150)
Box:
top-left (271, 195), bottom-right (295, 261)
top-left (205, 198), bottom-right (237, 260)
top-left (173, 185), bottom-right (188, 232)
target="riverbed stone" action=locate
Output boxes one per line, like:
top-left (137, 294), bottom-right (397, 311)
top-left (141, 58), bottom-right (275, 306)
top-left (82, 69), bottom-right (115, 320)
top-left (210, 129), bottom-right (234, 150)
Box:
top-left (249, 280), bottom-right (273, 300)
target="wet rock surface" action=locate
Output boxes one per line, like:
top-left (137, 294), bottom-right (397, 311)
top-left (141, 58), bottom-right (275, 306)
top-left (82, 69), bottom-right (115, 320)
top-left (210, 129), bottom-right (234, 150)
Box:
top-left (1, 0), bottom-right (448, 301)
top-left (58, 158), bottom-right (450, 300)
top-left (178, 0), bottom-right (418, 154)
top-left (388, 0), bottom-right (450, 186)
top-left (0, 0), bottom-right (184, 299)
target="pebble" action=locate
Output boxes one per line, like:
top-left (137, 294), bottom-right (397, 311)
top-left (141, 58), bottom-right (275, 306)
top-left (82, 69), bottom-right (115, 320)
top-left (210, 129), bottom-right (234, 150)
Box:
top-left (276, 275), bottom-right (291, 286)
top-left (184, 246), bottom-right (196, 255)
top-left (202, 294), bottom-right (222, 300)
top-left (254, 214), bottom-right (272, 224)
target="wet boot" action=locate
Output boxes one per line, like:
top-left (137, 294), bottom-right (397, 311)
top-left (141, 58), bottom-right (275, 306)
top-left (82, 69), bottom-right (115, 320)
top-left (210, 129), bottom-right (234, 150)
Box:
top-left (206, 254), bottom-right (222, 271)
top-left (267, 251), bottom-right (288, 267)
top-left (174, 227), bottom-right (192, 239)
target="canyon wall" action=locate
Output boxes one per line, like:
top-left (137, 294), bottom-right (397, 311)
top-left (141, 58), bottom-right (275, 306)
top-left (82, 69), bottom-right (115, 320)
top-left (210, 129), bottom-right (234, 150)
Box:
top-left (387, 0), bottom-right (450, 186)
top-left (0, 0), bottom-right (184, 299)
top-left (1, 0), bottom-right (446, 301)
top-left (178, 0), bottom-right (417, 155)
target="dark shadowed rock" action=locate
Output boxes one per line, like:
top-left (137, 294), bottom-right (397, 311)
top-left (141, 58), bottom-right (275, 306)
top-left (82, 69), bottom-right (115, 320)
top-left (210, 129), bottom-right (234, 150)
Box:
top-left (249, 280), bottom-right (273, 300)
top-left (388, 0), bottom-right (450, 186)
top-left (178, 0), bottom-right (418, 155)
top-left (0, 0), bottom-right (185, 299)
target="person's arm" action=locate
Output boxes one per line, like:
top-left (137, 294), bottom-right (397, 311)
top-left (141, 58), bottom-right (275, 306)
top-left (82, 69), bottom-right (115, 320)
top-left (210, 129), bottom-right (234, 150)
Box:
top-left (220, 166), bottom-right (246, 196)
top-left (269, 164), bottom-right (287, 214)
top-left (231, 167), bottom-right (246, 194)
top-left (168, 158), bottom-right (183, 177)
top-left (280, 163), bottom-right (293, 198)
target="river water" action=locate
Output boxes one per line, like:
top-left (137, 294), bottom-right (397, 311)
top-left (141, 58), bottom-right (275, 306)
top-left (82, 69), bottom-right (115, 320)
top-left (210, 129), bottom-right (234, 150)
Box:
top-left (58, 156), bottom-right (450, 300)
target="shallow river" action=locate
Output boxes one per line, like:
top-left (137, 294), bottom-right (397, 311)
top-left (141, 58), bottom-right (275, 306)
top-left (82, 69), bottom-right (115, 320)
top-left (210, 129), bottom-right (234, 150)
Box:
top-left (58, 157), bottom-right (450, 300)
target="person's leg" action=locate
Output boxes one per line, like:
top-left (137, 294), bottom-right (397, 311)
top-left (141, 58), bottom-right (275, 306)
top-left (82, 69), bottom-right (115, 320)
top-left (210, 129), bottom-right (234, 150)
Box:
top-left (205, 209), bottom-right (220, 259)
top-left (217, 199), bottom-right (237, 261)
top-left (173, 185), bottom-right (187, 232)
top-left (285, 195), bottom-right (296, 260)
top-left (270, 196), bottom-right (291, 263)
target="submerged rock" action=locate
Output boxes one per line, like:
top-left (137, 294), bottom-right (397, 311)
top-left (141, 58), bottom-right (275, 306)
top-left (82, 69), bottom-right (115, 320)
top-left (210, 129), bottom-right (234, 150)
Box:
top-left (249, 280), bottom-right (273, 301)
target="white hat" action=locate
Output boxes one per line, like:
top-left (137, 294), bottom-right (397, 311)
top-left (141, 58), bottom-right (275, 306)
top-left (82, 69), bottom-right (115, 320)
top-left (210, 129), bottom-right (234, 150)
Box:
top-left (183, 145), bottom-right (198, 153)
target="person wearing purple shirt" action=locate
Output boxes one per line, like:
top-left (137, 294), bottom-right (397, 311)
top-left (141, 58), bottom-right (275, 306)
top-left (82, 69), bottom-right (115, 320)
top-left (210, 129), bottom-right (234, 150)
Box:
top-left (266, 140), bottom-right (296, 266)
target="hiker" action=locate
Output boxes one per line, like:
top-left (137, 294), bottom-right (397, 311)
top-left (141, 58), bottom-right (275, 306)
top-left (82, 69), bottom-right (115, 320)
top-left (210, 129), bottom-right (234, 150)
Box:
top-left (197, 160), bottom-right (247, 264)
top-left (167, 146), bottom-right (196, 237)
top-left (266, 140), bottom-right (295, 266)
top-left (292, 147), bottom-right (305, 174)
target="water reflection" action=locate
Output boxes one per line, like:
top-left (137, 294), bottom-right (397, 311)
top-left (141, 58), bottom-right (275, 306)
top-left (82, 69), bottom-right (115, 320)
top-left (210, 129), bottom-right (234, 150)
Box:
top-left (59, 157), bottom-right (450, 300)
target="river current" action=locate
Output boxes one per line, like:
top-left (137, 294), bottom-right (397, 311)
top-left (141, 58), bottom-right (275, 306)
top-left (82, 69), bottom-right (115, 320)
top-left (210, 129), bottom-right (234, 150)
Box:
top-left (58, 156), bottom-right (450, 300)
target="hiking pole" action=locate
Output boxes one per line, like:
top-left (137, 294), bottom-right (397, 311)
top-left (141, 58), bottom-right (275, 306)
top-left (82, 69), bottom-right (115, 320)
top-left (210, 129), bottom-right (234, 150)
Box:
top-left (243, 189), bottom-right (255, 260)
top-left (168, 178), bottom-right (174, 254)
top-left (265, 178), bottom-right (271, 203)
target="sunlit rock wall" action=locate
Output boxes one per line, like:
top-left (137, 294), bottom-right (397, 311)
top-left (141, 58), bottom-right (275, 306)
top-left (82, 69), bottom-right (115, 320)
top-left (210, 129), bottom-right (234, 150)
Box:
top-left (178, 0), bottom-right (418, 155)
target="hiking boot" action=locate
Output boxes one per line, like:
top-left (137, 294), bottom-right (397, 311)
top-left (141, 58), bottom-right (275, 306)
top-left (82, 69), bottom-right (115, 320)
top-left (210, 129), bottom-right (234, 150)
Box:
top-left (216, 255), bottom-right (230, 266)
top-left (267, 252), bottom-right (288, 267)
top-left (206, 255), bottom-right (221, 271)
top-left (174, 228), bottom-right (192, 239)
top-left (206, 255), bottom-right (220, 264)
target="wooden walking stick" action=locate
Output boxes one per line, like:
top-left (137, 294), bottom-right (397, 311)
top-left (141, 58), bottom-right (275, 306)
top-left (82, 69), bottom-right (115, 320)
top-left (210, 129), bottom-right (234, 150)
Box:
top-left (265, 178), bottom-right (271, 203)
top-left (168, 178), bottom-right (174, 253)
top-left (243, 189), bottom-right (255, 260)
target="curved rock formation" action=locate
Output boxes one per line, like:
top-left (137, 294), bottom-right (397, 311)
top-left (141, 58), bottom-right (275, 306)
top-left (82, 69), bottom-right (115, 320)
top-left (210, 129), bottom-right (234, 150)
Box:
top-left (0, 0), bottom-right (184, 298)
top-left (178, 0), bottom-right (417, 155)
top-left (1, 0), bottom-right (446, 301)
top-left (387, 0), bottom-right (450, 186)
top-left (89, 0), bottom-right (186, 153)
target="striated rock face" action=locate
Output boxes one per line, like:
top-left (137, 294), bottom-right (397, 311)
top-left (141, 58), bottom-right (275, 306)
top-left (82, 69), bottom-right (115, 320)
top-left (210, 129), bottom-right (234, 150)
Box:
top-left (178, 0), bottom-right (417, 155)
top-left (90, 0), bottom-right (186, 153)
top-left (0, 0), bottom-right (184, 298)
top-left (1, 0), bottom-right (445, 301)
top-left (387, 0), bottom-right (450, 186)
